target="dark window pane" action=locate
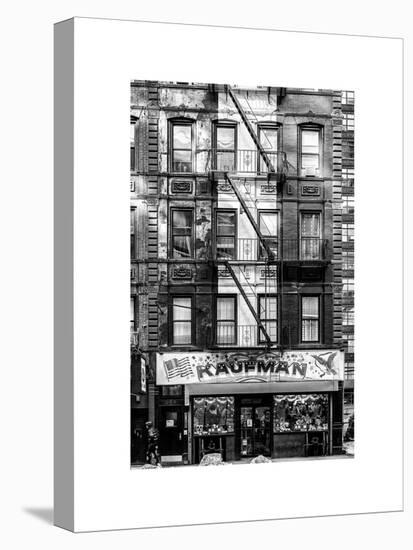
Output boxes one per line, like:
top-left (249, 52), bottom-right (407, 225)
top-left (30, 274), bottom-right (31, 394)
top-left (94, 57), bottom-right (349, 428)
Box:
top-left (173, 150), bottom-right (192, 172)
top-left (301, 214), bottom-right (320, 237)
top-left (173, 236), bottom-right (192, 258)
top-left (172, 210), bottom-right (192, 231)
top-left (217, 212), bottom-right (236, 235)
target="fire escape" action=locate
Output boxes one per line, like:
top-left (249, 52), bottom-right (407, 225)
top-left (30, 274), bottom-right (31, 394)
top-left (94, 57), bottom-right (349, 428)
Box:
top-left (211, 85), bottom-right (287, 351)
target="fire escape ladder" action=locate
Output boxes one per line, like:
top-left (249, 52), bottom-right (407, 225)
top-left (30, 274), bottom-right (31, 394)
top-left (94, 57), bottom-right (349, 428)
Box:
top-left (224, 173), bottom-right (274, 261)
top-left (223, 261), bottom-right (272, 347)
top-left (226, 85), bottom-right (275, 174)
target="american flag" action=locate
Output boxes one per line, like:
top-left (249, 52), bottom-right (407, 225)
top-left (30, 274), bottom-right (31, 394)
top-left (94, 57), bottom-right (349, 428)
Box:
top-left (164, 357), bottom-right (195, 381)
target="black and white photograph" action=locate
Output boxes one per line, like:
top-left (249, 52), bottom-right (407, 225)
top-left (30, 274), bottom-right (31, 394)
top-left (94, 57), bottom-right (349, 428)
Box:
top-left (130, 81), bottom-right (355, 468)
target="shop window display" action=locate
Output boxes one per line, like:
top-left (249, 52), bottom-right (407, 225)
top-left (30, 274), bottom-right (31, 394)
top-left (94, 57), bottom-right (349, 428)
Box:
top-left (193, 396), bottom-right (235, 435)
top-left (273, 394), bottom-right (328, 433)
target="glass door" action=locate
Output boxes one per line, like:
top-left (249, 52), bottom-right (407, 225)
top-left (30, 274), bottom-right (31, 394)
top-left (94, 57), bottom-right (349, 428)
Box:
top-left (240, 406), bottom-right (254, 456)
top-left (240, 406), bottom-right (271, 457)
top-left (254, 406), bottom-right (271, 456)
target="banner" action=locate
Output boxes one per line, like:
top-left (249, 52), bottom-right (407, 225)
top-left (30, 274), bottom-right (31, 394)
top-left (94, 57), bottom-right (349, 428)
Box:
top-left (156, 350), bottom-right (344, 385)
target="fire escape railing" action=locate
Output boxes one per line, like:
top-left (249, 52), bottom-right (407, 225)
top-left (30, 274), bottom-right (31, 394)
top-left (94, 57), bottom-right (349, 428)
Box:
top-left (225, 85), bottom-right (276, 174)
top-left (223, 262), bottom-right (272, 347)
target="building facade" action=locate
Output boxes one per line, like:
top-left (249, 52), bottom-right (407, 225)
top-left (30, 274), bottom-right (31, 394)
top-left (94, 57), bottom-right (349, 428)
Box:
top-left (340, 90), bottom-right (355, 441)
top-left (130, 81), bottom-right (349, 465)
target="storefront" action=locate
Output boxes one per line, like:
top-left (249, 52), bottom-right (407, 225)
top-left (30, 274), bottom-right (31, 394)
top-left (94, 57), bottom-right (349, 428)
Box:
top-left (156, 350), bottom-right (344, 463)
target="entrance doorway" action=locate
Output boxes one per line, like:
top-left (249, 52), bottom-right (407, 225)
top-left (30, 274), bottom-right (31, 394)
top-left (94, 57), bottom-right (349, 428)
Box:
top-left (159, 406), bottom-right (184, 462)
top-left (240, 405), bottom-right (271, 457)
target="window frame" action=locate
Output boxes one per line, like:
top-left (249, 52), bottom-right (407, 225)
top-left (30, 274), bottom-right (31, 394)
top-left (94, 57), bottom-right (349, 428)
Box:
top-left (213, 121), bottom-right (238, 172)
top-left (300, 295), bottom-right (321, 343)
top-left (216, 294), bottom-right (237, 346)
top-left (299, 125), bottom-right (323, 178)
top-left (342, 223), bottom-right (355, 243)
top-left (130, 295), bottom-right (136, 332)
top-left (130, 116), bottom-right (137, 171)
top-left (169, 119), bottom-right (195, 173)
top-left (257, 123), bottom-right (280, 173)
top-left (343, 113), bottom-right (355, 131)
top-left (341, 90), bottom-right (355, 105)
top-left (258, 294), bottom-right (278, 344)
top-left (215, 208), bottom-right (237, 260)
top-left (170, 207), bottom-right (195, 259)
top-left (258, 209), bottom-right (279, 260)
top-left (130, 207), bottom-right (136, 259)
top-left (299, 211), bottom-right (322, 260)
top-left (171, 295), bottom-right (193, 346)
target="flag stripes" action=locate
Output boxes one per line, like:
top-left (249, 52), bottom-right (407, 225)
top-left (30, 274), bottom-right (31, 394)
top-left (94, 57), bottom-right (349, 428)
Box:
top-left (164, 358), bottom-right (194, 380)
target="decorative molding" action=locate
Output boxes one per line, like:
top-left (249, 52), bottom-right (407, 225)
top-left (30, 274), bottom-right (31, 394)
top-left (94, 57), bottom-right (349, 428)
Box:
top-left (260, 183), bottom-right (277, 194)
top-left (217, 182), bottom-right (232, 193)
top-left (171, 179), bottom-right (193, 194)
top-left (302, 184), bottom-right (320, 196)
top-left (172, 265), bottom-right (193, 280)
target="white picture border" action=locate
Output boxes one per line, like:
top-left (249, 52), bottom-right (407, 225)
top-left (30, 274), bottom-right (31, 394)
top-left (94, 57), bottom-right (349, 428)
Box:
top-left (56, 17), bottom-right (403, 532)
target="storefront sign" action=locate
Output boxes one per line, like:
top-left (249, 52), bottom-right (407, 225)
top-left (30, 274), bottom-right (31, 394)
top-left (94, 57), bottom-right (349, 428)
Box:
top-left (156, 350), bottom-right (344, 385)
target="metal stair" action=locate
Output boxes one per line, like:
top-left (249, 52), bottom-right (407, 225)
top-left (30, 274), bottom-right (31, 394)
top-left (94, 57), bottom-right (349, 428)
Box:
top-left (223, 261), bottom-right (272, 346)
top-left (226, 85), bottom-right (275, 173)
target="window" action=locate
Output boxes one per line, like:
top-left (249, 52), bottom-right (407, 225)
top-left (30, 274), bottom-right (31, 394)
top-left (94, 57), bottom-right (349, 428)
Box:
top-left (161, 385), bottom-right (183, 397)
top-left (300, 212), bottom-right (321, 260)
top-left (343, 306), bottom-right (355, 326)
top-left (216, 210), bottom-right (236, 260)
top-left (342, 252), bottom-right (354, 271)
top-left (171, 121), bottom-right (193, 172)
top-left (273, 394), bottom-right (329, 433)
top-left (172, 297), bottom-right (192, 345)
top-left (171, 209), bottom-right (193, 258)
top-left (300, 127), bottom-right (321, 177)
top-left (130, 116), bottom-right (137, 171)
top-left (258, 295), bottom-right (278, 343)
top-left (216, 296), bottom-right (236, 345)
top-left (342, 168), bottom-right (354, 180)
top-left (342, 223), bottom-right (355, 243)
top-left (342, 195), bottom-right (355, 215)
top-left (343, 333), bottom-right (354, 353)
top-left (341, 90), bottom-right (355, 105)
top-left (343, 278), bottom-right (355, 298)
top-left (301, 296), bottom-right (320, 342)
top-left (214, 123), bottom-right (236, 172)
top-left (258, 125), bottom-right (278, 173)
top-left (343, 114), bottom-right (354, 131)
top-left (130, 208), bottom-right (136, 258)
top-left (130, 296), bottom-right (135, 332)
top-left (342, 168), bottom-right (355, 190)
top-left (193, 396), bottom-right (235, 434)
top-left (259, 211), bottom-right (278, 259)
